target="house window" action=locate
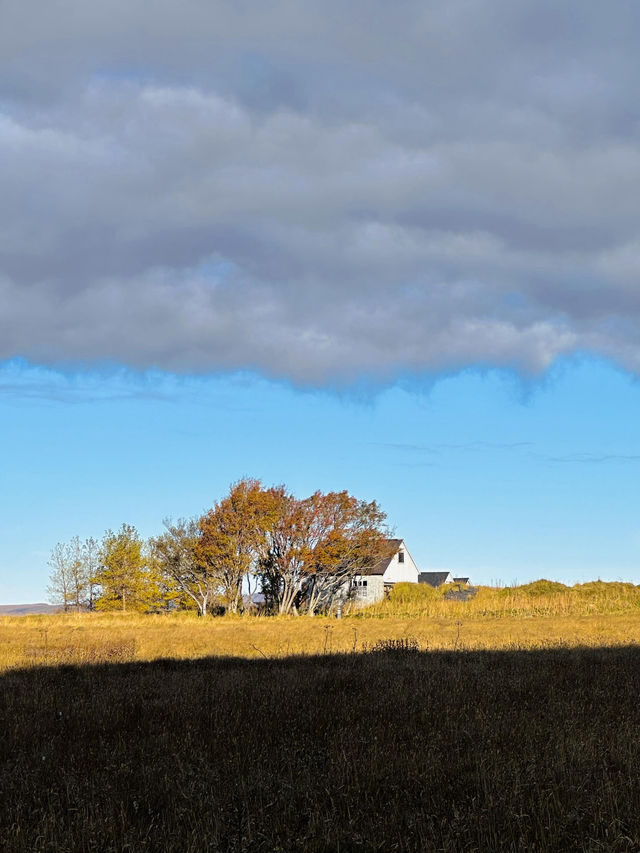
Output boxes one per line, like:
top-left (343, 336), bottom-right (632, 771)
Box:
top-left (362, 580), bottom-right (367, 586)
top-left (398, 551), bottom-right (404, 563)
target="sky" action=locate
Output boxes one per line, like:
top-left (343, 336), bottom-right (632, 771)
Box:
top-left (1, 1), bottom-right (640, 600)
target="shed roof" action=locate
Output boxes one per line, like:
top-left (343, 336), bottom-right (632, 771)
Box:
top-left (418, 571), bottom-right (452, 587)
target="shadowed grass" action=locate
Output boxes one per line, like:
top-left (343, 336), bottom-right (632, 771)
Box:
top-left (3, 646), bottom-right (640, 851)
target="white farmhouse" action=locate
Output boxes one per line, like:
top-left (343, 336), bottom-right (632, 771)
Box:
top-left (352, 538), bottom-right (420, 604)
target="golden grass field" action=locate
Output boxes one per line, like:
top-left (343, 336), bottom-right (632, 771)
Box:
top-left (3, 580), bottom-right (640, 670)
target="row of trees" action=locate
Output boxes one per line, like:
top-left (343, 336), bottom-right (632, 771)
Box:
top-left (47, 479), bottom-right (389, 616)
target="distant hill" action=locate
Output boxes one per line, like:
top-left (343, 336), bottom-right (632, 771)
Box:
top-left (0, 603), bottom-right (61, 615)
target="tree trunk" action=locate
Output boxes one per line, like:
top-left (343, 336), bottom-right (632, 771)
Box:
top-left (279, 581), bottom-right (298, 615)
top-left (230, 582), bottom-right (243, 614)
top-left (227, 590), bottom-right (238, 614)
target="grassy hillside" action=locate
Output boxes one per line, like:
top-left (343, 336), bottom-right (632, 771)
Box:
top-left (365, 579), bottom-right (640, 618)
top-left (3, 646), bottom-right (640, 851)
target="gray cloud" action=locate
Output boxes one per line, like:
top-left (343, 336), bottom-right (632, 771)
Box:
top-left (2, 0), bottom-right (640, 383)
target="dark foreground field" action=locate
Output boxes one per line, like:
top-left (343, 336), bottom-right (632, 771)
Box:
top-left (2, 646), bottom-right (640, 852)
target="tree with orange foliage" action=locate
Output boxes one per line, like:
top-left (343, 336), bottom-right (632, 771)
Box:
top-left (258, 489), bottom-right (388, 615)
top-left (303, 491), bottom-right (388, 616)
top-left (197, 478), bottom-right (277, 613)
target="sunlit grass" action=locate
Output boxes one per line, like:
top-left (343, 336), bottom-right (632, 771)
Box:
top-left (364, 579), bottom-right (640, 618)
top-left (3, 578), bottom-right (640, 671)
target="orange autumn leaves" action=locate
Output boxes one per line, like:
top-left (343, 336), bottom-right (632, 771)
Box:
top-left (59, 479), bottom-right (389, 616)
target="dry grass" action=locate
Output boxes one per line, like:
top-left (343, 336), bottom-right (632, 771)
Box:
top-left (366, 579), bottom-right (640, 619)
top-left (3, 593), bottom-right (640, 672)
top-left (5, 584), bottom-right (640, 850)
top-left (4, 646), bottom-right (640, 851)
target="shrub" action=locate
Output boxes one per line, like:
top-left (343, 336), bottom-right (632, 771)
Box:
top-left (367, 636), bottom-right (419, 653)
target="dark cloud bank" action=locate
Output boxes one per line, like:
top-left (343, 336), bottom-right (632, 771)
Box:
top-left (2, 0), bottom-right (640, 384)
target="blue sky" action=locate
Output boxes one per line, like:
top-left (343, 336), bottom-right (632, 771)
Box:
top-left (2, 1), bottom-right (640, 599)
top-left (2, 356), bottom-right (639, 601)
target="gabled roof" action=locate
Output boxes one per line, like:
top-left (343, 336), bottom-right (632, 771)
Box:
top-left (418, 571), bottom-right (452, 587)
top-left (453, 577), bottom-right (470, 584)
top-left (363, 538), bottom-right (403, 576)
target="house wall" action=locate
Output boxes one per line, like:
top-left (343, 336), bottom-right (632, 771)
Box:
top-left (382, 541), bottom-right (420, 584)
top-left (332, 575), bottom-right (385, 607)
top-left (331, 540), bottom-right (420, 610)
top-left (352, 575), bottom-right (385, 604)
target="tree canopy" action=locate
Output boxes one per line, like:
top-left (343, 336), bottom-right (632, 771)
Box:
top-left (47, 479), bottom-right (390, 616)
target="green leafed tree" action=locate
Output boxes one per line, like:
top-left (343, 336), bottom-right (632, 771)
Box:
top-left (94, 524), bottom-right (159, 612)
top-left (150, 518), bottom-right (214, 616)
